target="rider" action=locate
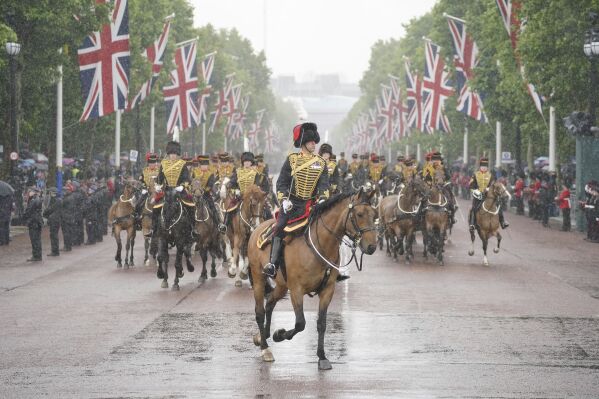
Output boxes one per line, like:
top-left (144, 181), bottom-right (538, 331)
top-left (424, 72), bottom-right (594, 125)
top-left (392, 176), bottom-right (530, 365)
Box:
top-left (262, 122), bottom-right (329, 282)
top-left (402, 157), bottom-right (418, 184)
top-left (394, 155), bottom-right (405, 178)
top-left (349, 153), bottom-right (360, 175)
top-left (468, 157), bottom-right (509, 231)
top-left (137, 152), bottom-right (159, 234)
top-left (369, 154), bottom-right (384, 188)
top-left (151, 140), bottom-right (198, 236)
top-left (217, 152), bottom-right (234, 182)
top-left (255, 154), bottom-right (269, 176)
top-left (319, 143), bottom-right (339, 194)
top-left (422, 151), bottom-right (457, 224)
top-left (193, 154), bottom-right (226, 233)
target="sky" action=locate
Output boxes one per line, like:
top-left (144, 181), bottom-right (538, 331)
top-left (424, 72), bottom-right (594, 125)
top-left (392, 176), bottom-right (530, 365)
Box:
top-left (191, 0), bottom-right (438, 83)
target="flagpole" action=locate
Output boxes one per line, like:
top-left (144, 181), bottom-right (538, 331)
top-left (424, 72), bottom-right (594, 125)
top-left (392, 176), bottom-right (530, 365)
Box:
top-left (442, 12), bottom-right (467, 24)
top-left (463, 124), bottom-right (469, 166)
top-left (202, 122), bottom-right (206, 154)
top-left (56, 57), bottom-right (63, 196)
top-left (549, 106), bottom-right (556, 172)
top-left (150, 106), bottom-right (155, 152)
top-left (495, 121), bottom-right (502, 169)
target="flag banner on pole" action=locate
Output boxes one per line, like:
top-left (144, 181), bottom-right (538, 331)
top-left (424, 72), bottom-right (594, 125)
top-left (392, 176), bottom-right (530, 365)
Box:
top-left (209, 73), bottom-right (235, 133)
top-left (226, 83), bottom-right (244, 139)
top-left (78, 0), bottom-right (130, 121)
top-left (197, 52), bottom-right (216, 125)
top-left (263, 119), bottom-right (277, 153)
top-left (445, 15), bottom-right (487, 123)
top-left (128, 19), bottom-right (171, 111)
top-left (378, 84), bottom-right (395, 143)
top-left (405, 60), bottom-right (425, 133)
top-left (163, 40), bottom-right (199, 134)
top-left (422, 40), bottom-right (453, 133)
top-left (201, 52), bottom-right (216, 85)
top-left (495, 0), bottom-right (545, 116)
top-left (389, 74), bottom-right (409, 138)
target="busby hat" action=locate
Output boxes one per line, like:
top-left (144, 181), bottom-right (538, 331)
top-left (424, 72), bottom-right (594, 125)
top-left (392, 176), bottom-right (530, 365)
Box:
top-left (319, 143), bottom-right (333, 156)
top-left (331, 154), bottom-right (337, 161)
top-left (371, 155), bottom-right (379, 163)
top-left (397, 154), bottom-right (405, 162)
top-left (352, 153), bottom-right (358, 159)
top-left (479, 157), bottom-right (489, 167)
top-left (219, 152), bottom-right (229, 162)
top-left (166, 140), bottom-right (181, 155)
top-left (241, 152), bottom-right (255, 164)
top-left (256, 154), bottom-right (264, 162)
top-left (197, 155), bottom-right (210, 165)
top-left (431, 151), bottom-right (442, 161)
top-left (340, 152), bottom-right (345, 157)
top-left (293, 122), bottom-right (320, 148)
top-left (145, 152), bottom-right (159, 163)
top-left (404, 158), bottom-right (414, 166)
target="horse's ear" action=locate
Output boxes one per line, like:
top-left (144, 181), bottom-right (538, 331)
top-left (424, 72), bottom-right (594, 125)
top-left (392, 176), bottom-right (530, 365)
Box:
top-left (368, 189), bottom-right (376, 200)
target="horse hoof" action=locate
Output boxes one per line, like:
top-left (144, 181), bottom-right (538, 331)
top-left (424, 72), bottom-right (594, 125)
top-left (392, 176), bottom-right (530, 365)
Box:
top-left (117, 262), bottom-right (122, 268)
top-left (172, 284), bottom-right (180, 291)
top-left (240, 271), bottom-right (248, 280)
top-left (210, 269), bottom-right (217, 278)
top-left (253, 333), bottom-right (262, 346)
top-left (124, 263), bottom-right (129, 270)
top-left (227, 270), bottom-right (236, 279)
top-left (272, 329), bottom-right (286, 342)
top-left (157, 269), bottom-right (164, 279)
top-left (439, 260), bottom-right (444, 266)
top-left (187, 264), bottom-right (195, 273)
top-left (144, 259), bottom-right (150, 267)
top-left (161, 280), bottom-right (168, 289)
top-left (235, 280), bottom-right (242, 288)
top-left (493, 248), bottom-right (499, 254)
top-left (318, 359), bottom-right (333, 370)
top-left (261, 348), bottom-right (274, 362)
top-left (130, 261), bottom-right (134, 267)
top-left (468, 250), bottom-right (474, 256)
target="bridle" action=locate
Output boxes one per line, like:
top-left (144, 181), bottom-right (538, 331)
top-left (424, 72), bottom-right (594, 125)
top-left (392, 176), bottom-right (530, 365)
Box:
top-left (397, 182), bottom-right (424, 215)
top-left (306, 193), bottom-right (377, 272)
top-left (239, 195), bottom-right (264, 231)
top-left (481, 183), bottom-right (510, 215)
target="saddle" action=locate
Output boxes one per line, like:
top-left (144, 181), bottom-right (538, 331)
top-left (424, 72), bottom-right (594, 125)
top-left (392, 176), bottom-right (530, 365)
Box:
top-left (256, 202), bottom-right (313, 249)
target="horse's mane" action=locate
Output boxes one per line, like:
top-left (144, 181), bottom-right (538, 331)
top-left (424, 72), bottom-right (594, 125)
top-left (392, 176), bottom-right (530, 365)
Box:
top-left (310, 191), bottom-right (354, 220)
top-left (243, 184), bottom-right (266, 199)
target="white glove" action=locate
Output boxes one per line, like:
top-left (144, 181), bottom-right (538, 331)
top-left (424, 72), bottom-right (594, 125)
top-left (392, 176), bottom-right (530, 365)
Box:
top-left (235, 189), bottom-right (241, 197)
top-left (175, 185), bottom-right (183, 192)
top-left (346, 173), bottom-right (353, 180)
top-left (378, 179), bottom-right (383, 185)
top-left (473, 189), bottom-right (481, 196)
top-left (282, 199), bottom-right (292, 212)
top-left (155, 184), bottom-right (163, 193)
top-left (141, 189), bottom-right (148, 195)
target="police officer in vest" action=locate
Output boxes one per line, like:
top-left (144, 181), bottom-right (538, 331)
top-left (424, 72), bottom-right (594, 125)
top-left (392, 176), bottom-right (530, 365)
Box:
top-left (263, 122), bottom-right (329, 283)
top-left (24, 187), bottom-right (43, 261)
top-left (469, 157), bottom-right (509, 231)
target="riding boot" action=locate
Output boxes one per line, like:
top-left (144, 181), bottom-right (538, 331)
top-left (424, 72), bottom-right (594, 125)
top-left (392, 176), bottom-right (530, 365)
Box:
top-left (187, 207), bottom-right (199, 237)
top-left (499, 208), bottom-right (509, 229)
top-left (469, 209), bottom-right (476, 232)
top-left (263, 236), bottom-right (283, 279)
top-left (149, 209), bottom-right (159, 238)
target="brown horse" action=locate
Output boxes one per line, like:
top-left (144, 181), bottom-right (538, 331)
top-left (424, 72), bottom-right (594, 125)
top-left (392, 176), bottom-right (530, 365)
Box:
top-left (423, 182), bottom-right (449, 265)
top-left (191, 179), bottom-right (223, 282)
top-left (389, 177), bottom-right (428, 264)
top-left (379, 194), bottom-right (400, 259)
top-left (226, 184), bottom-right (267, 287)
top-left (248, 189), bottom-right (378, 369)
top-left (468, 181), bottom-right (511, 266)
top-left (108, 181), bottom-right (139, 269)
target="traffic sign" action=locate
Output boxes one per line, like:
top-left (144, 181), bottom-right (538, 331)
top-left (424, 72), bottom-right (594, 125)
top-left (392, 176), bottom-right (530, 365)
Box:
top-left (9, 152), bottom-right (18, 161)
top-left (129, 150), bottom-right (139, 162)
top-left (501, 151), bottom-right (511, 161)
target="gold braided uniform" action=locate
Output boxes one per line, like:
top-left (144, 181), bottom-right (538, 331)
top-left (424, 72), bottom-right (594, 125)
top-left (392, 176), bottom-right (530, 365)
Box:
top-left (160, 159), bottom-right (187, 187)
top-left (192, 168), bottom-right (213, 191)
top-left (281, 153), bottom-right (328, 201)
top-left (327, 160), bottom-right (337, 192)
top-left (422, 163), bottom-right (435, 181)
top-left (402, 165), bottom-right (418, 182)
top-left (471, 171), bottom-right (493, 192)
top-left (236, 167), bottom-right (258, 193)
top-left (256, 164), bottom-right (265, 174)
top-left (369, 164), bottom-right (383, 182)
top-left (142, 167), bottom-right (159, 190)
top-left (349, 161), bottom-right (360, 174)
top-left (218, 164), bottom-right (234, 180)
top-left (394, 163), bottom-right (404, 174)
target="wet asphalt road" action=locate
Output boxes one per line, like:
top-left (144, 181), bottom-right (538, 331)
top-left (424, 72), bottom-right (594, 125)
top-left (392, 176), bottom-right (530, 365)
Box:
top-left (1, 199), bottom-right (598, 398)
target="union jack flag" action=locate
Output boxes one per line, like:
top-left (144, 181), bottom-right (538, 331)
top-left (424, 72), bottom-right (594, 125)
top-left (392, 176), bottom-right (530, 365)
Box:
top-left (78, 0), bottom-right (130, 121)
top-left (446, 16), bottom-right (487, 123)
top-left (377, 84), bottom-right (395, 143)
top-left (209, 74), bottom-right (235, 132)
top-left (422, 40), bottom-right (454, 133)
top-left (263, 120), bottom-right (277, 153)
top-left (127, 19), bottom-right (171, 111)
top-left (495, 0), bottom-right (545, 116)
top-left (201, 52), bottom-right (216, 85)
top-left (229, 91), bottom-right (249, 140)
top-left (163, 41), bottom-right (199, 134)
top-left (368, 107), bottom-right (381, 151)
top-left (389, 74), bottom-right (408, 138)
top-left (404, 60), bottom-right (427, 133)
top-left (226, 84), bottom-right (244, 138)
top-left (197, 52), bottom-right (216, 124)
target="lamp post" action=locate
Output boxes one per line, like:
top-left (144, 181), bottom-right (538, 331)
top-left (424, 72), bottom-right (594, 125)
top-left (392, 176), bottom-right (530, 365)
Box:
top-left (578, 16), bottom-right (599, 231)
top-left (5, 41), bottom-right (21, 180)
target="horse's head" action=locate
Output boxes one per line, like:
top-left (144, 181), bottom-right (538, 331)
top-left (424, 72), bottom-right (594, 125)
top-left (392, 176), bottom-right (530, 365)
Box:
top-left (347, 188), bottom-right (378, 255)
top-left (190, 179), bottom-right (204, 200)
top-left (409, 176), bottom-right (430, 199)
top-left (161, 186), bottom-right (183, 228)
top-left (122, 181), bottom-right (141, 204)
top-left (490, 181), bottom-right (511, 201)
top-left (242, 185), bottom-right (267, 228)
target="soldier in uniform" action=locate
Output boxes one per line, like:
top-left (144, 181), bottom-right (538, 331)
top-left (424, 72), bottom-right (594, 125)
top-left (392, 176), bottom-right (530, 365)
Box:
top-left (192, 154), bottom-right (226, 232)
top-left (368, 155), bottom-right (384, 186)
top-left (468, 157), bottom-right (509, 231)
top-left (402, 158), bottom-right (418, 183)
top-left (255, 154), bottom-right (269, 176)
top-left (394, 155), bottom-right (405, 176)
top-left (43, 187), bottom-right (62, 256)
top-left (152, 141), bottom-right (197, 236)
top-left (217, 152), bottom-right (235, 182)
top-left (319, 143), bottom-right (339, 194)
top-left (23, 187), bottom-right (43, 261)
top-left (136, 153), bottom-right (160, 233)
top-left (349, 153), bottom-right (360, 175)
top-left (422, 152), bottom-right (456, 224)
top-left (262, 122), bottom-right (329, 283)
top-left (226, 152), bottom-right (271, 224)
top-left (72, 181), bottom-right (85, 246)
top-left (61, 183), bottom-right (76, 252)
top-left (337, 152), bottom-right (348, 177)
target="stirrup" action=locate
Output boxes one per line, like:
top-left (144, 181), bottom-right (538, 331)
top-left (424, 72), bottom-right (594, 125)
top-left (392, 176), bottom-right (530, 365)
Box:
top-left (263, 262), bottom-right (277, 278)
top-left (469, 224), bottom-right (475, 231)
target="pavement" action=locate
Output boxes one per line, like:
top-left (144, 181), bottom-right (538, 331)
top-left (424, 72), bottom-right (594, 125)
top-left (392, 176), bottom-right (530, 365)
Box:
top-left (0, 198), bottom-right (598, 398)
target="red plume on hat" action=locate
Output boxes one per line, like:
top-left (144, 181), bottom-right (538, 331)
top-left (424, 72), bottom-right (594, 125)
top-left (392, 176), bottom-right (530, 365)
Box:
top-left (293, 124), bottom-right (302, 142)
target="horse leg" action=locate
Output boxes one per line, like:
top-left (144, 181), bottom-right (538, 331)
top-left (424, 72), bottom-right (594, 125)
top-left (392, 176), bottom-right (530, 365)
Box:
top-left (129, 230), bottom-right (135, 266)
top-left (406, 232), bottom-right (414, 264)
top-left (114, 228), bottom-right (122, 268)
top-left (199, 248), bottom-right (208, 282)
top-left (273, 288), bottom-right (306, 343)
top-left (482, 236), bottom-right (489, 266)
top-left (184, 243), bottom-right (194, 273)
top-left (210, 251), bottom-right (217, 278)
top-left (230, 235), bottom-right (241, 284)
top-left (123, 232), bottom-right (130, 269)
top-left (468, 226), bottom-right (476, 256)
top-left (253, 276), bottom-right (279, 362)
top-left (173, 246), bottom-right (184, 291)
top-left (157, 238), bottom-right (169, 288)
top-left (494, 232), bottom-right (502, 254)
top-left (438, 228), bottom-right (445, 266)
top-left (144, 237), bottom-right (150, 266)
top-left (316, 285), bottom-right (335, 370)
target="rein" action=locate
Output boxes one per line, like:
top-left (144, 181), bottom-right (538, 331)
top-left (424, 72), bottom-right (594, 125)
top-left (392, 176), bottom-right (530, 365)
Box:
top-left (194, 197), bottom-right (210, 223)
top-left (239, 199), bottom-right (262, 231)
top-left (119, 193), bottom-right (135, 205)
top-left (161, 198), bottom-right (183, 232)
top-left (396, 185), bottom-right (421, 215)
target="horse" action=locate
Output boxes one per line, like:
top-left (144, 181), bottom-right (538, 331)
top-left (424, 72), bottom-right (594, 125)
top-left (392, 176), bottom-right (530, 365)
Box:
top-left (379, 194), bottom-right (400, 259)
top-left (423, 180), bottom-right (449, 266)
top-left (190, 179), bottom-right (223, 282)
top-left (226, 184), bottom-right (267, 287)
top-left (389, 177), bottom-right (429, 264)
top-left (141, 193), bottom-right (157, 267)
top-left (248, 188), bottom-right (378, 369)
top-left (155, 187), bottom-right (195, 290)
top-left (108, 181), bottom-right (139, 269)
top-left (468, 181), bottom-right (511, 266)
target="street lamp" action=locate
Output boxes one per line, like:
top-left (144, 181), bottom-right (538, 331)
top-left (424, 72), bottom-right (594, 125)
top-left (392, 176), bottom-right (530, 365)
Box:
top-left (5, 41), bottom-right (21, 180)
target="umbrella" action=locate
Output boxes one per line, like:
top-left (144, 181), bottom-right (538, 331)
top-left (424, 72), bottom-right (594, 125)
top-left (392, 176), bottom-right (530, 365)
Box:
top-left (34, 163), bottom-right (49, 171)
top-left (33, 153), bottom-right (49, 163)
top-left (0, 180), bottom-right (15, 196)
